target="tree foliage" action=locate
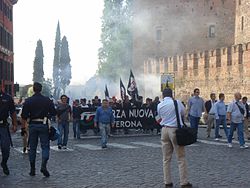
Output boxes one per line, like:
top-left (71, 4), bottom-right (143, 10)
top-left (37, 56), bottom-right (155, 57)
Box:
top-left (52, 21), bottom-right (71, 99)
top-left (98, 0), bottom-right (133, 81)
top-left (60, 36), bottom-right (72, 93)
top-left (31, 39), bottom-right (53, 97)
top-left (41, 78), bottom-right (53, 97)
top-left (53, 21), bottom-right (62, 99)
top-left (33, 39), bottom-right (44, 83)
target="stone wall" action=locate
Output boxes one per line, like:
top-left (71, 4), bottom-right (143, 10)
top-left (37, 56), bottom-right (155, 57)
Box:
top-left (235, 0), bottom-right (250, 44)
top-left (144, 42), bottom-right (250, 103)
top-left (132, 0), bottom-right (237, 75)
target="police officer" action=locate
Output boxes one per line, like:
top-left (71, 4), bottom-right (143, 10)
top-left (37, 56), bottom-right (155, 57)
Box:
top-left (21, 82), bottom-right (56, 177)
top-left (0, 89), bottom-right (17, 175)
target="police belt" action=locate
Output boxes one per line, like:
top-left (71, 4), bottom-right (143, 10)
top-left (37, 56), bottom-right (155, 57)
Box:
top-left (29, 118), bottom-right (47, 125)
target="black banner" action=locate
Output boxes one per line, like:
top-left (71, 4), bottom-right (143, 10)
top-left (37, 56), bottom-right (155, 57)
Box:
top-left (79, 107), bottom-right (160, 131)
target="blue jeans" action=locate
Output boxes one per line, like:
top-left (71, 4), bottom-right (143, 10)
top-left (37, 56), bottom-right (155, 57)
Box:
top-left (29, 124), bottom-right (50, 163)
top-left (0, 126), bottom-right (11, 161)
top-left (189, 115), bottom-right (200, 131)
top-left (99, 123), bottom-right (110, 147)
top-left (58, 121), bottom-right (69, 146)
top-left (215, 115), bottom-right (228, 138)
top-left (228, 122), bottom-right (245, 146)
top-left (73, 119), bottom-right (80, 139)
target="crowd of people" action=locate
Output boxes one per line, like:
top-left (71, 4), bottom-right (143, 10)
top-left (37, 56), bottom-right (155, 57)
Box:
top-left (1, 82), bottom-right (250, 188)
top-left (187, 88), bottom-right (249, 148)
top-left (158, 88), bottom-right (250, 188)
top-left (12, 85), bottom-right (250, 154)
top-left (16, 91), bottom-right (163, 152)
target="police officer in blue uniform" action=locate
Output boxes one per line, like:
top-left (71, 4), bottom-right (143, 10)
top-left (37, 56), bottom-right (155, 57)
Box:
top-left (0, 89), bottom-right (17, 175)
top-left (21, 82), bottom-right (56, 177)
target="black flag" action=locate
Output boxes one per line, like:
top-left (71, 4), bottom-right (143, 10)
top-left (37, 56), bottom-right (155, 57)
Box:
top-left (127, 70), bottom-right (139, 100)
top-left (104, 84), bottom-right (110, 100)
top-left (120, 78), bottom-right (126, 101)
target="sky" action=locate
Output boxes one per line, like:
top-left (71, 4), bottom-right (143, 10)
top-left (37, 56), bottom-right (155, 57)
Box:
top-left (13, 0), bottom-right (104, 85)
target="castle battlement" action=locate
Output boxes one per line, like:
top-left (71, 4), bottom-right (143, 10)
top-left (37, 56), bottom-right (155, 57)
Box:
top-left (145, 42), bottom-right (249, 73)
top-left (144, 42), bottom-right (250, 102)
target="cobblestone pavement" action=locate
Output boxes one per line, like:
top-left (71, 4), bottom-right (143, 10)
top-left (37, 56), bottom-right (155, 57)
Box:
top-left (1, 125), bottom-right (250, 188)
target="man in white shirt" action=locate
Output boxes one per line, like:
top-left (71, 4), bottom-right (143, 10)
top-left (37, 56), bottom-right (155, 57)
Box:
top-left (157, 88), bottom-right (192, 188)
top-left (227, 92), bottom-right (248, 149)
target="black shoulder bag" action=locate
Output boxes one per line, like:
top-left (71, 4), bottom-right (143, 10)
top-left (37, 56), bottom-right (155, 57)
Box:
top-left (235, 102), bottom-right (245, 115)
top-left (174, 100), bottom-right (197, 146)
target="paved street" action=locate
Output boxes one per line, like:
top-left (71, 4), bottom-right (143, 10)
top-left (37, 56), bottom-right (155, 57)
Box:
top-left (1, 126), bottom-right (250, 188)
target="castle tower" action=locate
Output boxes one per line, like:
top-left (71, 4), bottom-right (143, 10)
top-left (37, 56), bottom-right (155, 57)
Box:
top-left (235, 0), bottom-right (250, 44)
top-left (132, 0), bottom-right (238, 74)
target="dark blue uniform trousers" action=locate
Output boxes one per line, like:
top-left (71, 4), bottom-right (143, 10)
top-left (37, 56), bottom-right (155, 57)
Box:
top-left (0, 127), bottom-right (11, 162)
top-left (29, 124), bottom-right (50, 163)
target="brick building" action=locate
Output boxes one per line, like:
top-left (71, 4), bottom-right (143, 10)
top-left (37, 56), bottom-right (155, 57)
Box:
top-left (133, 0), bottom-right (250, 101)
top-left (0, 0), bottom-right (18, 95)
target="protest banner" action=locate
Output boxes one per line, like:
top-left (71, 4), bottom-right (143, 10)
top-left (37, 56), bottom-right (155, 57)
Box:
top-left (79, 107), bottom-right (160, 131)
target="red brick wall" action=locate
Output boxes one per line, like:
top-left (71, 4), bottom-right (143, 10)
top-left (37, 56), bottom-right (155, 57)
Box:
top-left (144, 42), bottom-right (250, 103)
top-left (0, 0), bottom-right (13, 32)
top-left (0, 0), bottom-right (15, 95)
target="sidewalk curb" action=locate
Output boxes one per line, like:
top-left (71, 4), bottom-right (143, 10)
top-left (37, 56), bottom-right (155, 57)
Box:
top-left (72, 133), bottom-right (160, 140)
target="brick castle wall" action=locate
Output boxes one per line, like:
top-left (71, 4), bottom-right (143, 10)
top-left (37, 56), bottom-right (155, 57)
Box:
top-left (144, 42), bottom-right (250, 103)
top-left (132, 0), bottom-right (237, 74)
top-left (235, 0), bottom-right (250, 44)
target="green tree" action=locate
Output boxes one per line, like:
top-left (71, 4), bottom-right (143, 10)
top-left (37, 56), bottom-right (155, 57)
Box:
top-left (41, 78), bottom-right (53, 97)
top-left (53, 21), bottom-right (61, 99)
top-left (60, 36), bottom-right (71, 93)
top-left (33, 39), bottom-right (44, 83)
top-left (98, 0), bottom-right (133, 81)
